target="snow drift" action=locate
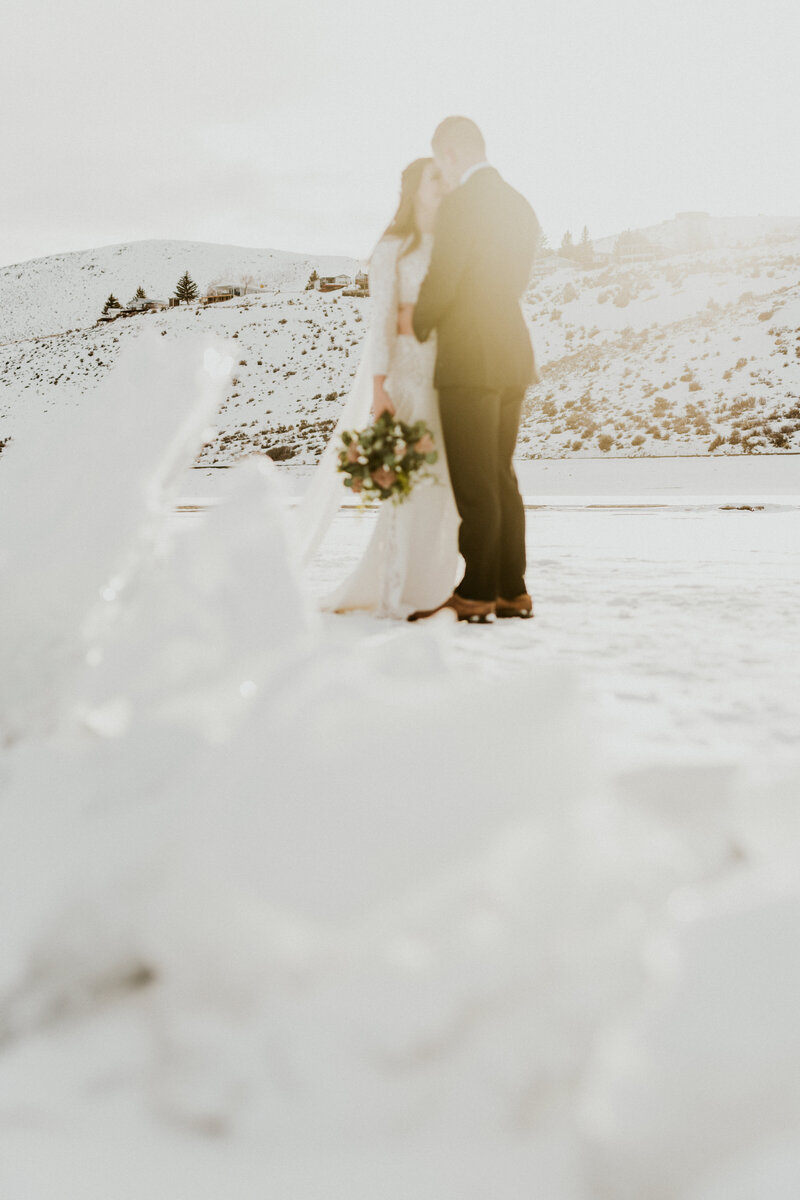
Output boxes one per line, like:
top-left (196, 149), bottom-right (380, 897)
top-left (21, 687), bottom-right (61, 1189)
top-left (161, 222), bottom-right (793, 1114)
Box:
top-left (1, 337), bottom-right (800, 1198)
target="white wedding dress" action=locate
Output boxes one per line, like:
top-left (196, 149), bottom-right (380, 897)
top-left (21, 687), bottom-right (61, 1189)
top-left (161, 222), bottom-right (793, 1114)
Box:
top-left (294, 234), bottom-right (460, 618)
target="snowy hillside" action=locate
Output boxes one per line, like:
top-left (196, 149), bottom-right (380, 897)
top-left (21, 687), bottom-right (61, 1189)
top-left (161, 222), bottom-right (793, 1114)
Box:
top-left (1, 230), bottom-right (799, 464)
top-left (0, 239), bottom-right (359, 342)
top-left (592, 212), bottom-right (800, 256)
top-left (2, 333), bottom-right (800, 1199)
top-left (520, 237), bottom-right (800, 457)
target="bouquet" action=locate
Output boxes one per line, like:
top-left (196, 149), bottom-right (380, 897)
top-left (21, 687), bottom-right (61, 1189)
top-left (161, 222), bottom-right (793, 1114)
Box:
top-left (337, 412), bottom-right (439, 503)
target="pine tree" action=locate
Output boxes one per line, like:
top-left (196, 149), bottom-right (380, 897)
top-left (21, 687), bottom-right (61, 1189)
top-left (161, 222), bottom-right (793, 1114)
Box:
top-left (103, 293), bottom-right (121, 314)
top-left (560, 230), bottom-right (574, 258)
top-left (539, 230), bottom-right (550, 252)
top-left (578, 225), bottom-right (593, 266)
top-left (135, 286), bottom-right (147, 300)
top-left (305, 269), bottom-right (318, 290)
top-left (174, 271), bottom-right (198, 303)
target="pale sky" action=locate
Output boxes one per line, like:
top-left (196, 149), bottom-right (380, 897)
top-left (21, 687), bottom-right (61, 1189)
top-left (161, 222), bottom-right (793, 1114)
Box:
top-left (1, 0), bottom-right (798, 268)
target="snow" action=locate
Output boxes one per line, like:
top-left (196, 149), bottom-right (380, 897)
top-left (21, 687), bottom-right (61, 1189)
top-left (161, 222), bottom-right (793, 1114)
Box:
top-left (2, 238), bottom-right (800, 1197)
top-left (521, 242), bottom-right (800, 458)
top-left (0, 238), bottom-right (359, 343)
top-left (0, 329), bottom-right (233, 741)
top-left (2, 229), bottom-right (800, 466)
top-left (592, 212), bottom-right (800, 257)
top-left (303, 500), bottom-right (800, 772)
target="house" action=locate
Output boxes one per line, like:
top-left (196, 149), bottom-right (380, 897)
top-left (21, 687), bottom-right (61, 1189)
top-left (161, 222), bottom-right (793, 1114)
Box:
top-left (343, 269), bottom-right (369, 297)
top-left (616, 245), bottom-right (657, 264)
top-left (202, 281), bottom-right (255, 305)
top-left (316, 274), bottom-right (351, 293)
top-left (532, 251), bottom-right (564, 276)
top-left (125, 295), bottom-right (167, 313)
top-left (202, 285), bottom-right (235, 305)
top-left (613, 231), bottom-right (658, 264)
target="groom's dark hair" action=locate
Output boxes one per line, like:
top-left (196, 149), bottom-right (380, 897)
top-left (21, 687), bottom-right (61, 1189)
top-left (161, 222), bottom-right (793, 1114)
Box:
top-left (432, 116), bottom-right (486, 159)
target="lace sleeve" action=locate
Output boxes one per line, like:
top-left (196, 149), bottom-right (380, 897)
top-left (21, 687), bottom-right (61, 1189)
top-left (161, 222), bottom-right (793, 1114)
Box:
top-left (369, 238), bottom-right (400, 375)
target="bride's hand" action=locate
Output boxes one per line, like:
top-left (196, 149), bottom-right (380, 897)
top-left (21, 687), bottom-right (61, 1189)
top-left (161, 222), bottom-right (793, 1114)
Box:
top-left (372, 376), bottom-right (395, 420)
top-left (397, 303), bottom-right (415, 336)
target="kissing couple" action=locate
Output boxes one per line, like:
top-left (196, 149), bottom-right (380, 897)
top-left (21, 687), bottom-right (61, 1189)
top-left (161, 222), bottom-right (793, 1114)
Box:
top-left (296, 116), bottom-right (540, 624)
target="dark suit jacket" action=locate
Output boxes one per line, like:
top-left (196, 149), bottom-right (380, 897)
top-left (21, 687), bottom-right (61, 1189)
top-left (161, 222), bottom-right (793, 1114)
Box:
top-left (413, 167), bottom-right (540, 393)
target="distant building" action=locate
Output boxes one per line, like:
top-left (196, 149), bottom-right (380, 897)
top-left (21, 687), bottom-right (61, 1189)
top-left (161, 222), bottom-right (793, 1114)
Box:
top-left (125, 295), bottom-right (167, 312)
top-left (614, 230), bottom-right (658, 264)
top-left (316, 274), bottom-right (351, 293)
top-left (202, 281), bottom-right (258, 304)
top-left (343, 269), bottom-right (369, 297)
top-left (203, 285), bottom-right (236, 305)
top-left (532, 251), bottom-right (564, 276)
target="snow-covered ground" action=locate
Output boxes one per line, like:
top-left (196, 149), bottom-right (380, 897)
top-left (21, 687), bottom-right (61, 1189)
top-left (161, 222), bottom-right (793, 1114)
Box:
top-left (186, 452), bottom-right (800, 505)
top-left (2, 226), bottom-right (800, 466)
top-left (523, 241), bottom-right (800, 458)
top-left (0, 238), bottom-right (359, 343)
top-left (304, 501), bottom-right (800, 771)
top-left (2, 332), bottom-right (800, 1199)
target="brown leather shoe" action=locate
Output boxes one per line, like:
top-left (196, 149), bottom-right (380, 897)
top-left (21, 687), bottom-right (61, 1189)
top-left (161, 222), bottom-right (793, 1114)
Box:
top-left (495, 593), bottom-right (534, 619)
top-left (407, 594), bottom-right (496, 624)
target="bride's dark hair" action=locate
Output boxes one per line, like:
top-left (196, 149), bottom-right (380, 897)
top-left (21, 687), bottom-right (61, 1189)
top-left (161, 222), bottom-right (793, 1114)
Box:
top-left (377, 157), bottom-right (433, 260)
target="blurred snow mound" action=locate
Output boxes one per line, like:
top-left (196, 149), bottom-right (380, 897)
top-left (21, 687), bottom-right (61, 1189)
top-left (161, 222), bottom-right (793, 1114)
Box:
top-left (0, 331), bottom-right (232, 742)
top-left (1, 341), bottom-right (800, 1198)
top-left (581, 867), bottom-right (800, 1200)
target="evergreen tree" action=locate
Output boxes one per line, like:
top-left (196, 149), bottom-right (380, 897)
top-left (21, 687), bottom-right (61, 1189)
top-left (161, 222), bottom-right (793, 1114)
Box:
top-left (103, 293), bottom-right (121, 314)
top-left (560, 230), bottom-right (575, 258)
top-left (577, 225), bottom-right (593, 266)
top-left (135, 286), bottom-right (147, 300)
top-left (305, 269), bottom-right (318, 290)
top-left (539, 230), bottom-right (550, 251)
top-left (174, 271), bottom-right (199, 303)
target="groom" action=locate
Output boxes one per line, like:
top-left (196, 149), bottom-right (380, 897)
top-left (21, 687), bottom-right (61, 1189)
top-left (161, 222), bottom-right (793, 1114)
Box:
top-left (408, 117), bottom-right (540, 624)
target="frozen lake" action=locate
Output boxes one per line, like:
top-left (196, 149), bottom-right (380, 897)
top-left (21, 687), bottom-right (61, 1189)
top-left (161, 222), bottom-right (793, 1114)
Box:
top-left (180, 453), bottom-right (800, 509)
top-left (305, 505), bottom-right (800, 773)
top-left (174, 456), bottom-right (800, 777)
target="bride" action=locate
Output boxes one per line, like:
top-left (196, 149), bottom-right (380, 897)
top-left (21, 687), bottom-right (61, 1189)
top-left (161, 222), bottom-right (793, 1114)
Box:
top-left (294, 158), bottom-right (460, 618)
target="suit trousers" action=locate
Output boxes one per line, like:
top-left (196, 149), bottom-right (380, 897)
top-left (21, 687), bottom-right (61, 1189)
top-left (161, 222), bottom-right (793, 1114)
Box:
top-left (437, 386), bottom-right (528, 603)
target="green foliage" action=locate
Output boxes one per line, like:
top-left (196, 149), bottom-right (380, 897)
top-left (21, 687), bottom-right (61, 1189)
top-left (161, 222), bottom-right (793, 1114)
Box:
top-left (337, 412), bottom-right (438, 504)
top-left (174, 271), bottom-right (199, 303)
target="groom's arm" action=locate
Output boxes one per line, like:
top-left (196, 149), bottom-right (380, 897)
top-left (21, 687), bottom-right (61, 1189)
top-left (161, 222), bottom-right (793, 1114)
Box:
top-left (413, 194), bottom-right (472, 344)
